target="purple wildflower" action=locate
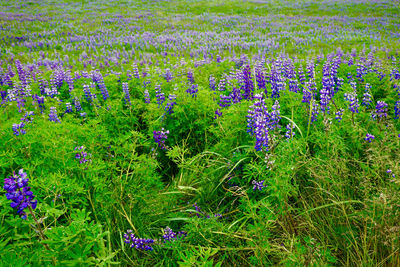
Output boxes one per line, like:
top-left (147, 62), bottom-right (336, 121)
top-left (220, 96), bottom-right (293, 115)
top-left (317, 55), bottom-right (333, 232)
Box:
top-left (123, 230), bottom-right (154, 251)
top-left (165, 94), bottom-right (177, 114)
top-left (335, 109), bottom-right (344, 122)
top-left (74, 146), bottom-right (89, 164)
top-left (375, 101), bottom-right (388, 119)
top-left (252, 180), bottom-right (266, 191)
top-left (49, 107), bottom-right (60, 123)
top-left (153, 128), bottom-right (169, 150)
top-left (122, 82), bottom-right (131, 106)
top-left (365, 133), bottom-right (375, 143)
top-left (3, 169), bottom-right (37, 219)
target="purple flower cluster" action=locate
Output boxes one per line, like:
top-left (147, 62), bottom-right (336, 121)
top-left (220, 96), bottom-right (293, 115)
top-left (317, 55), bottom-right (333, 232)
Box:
top-left (386, 169), bottom-right (396, 179)
top-left (122, 82), bottom-right (131, 106)
top-left (335, 109), bottom-right (344, 122)
top-left (362, 84), bottom-right (372, 107)
top-left (209, 75), bottom-right (216, 91)
top-left (375, 101), bottom-right (388, 119)
top-left (155, 84), bottom-right (165, 107)
top-left (124, 230), bottom-right (154, 251)
top-left (12, 122), bottom-right (26, 136)
top-left (65, 102), bottom-right (73, 113)
top-left (187, 70), bottom-right (194, 84)
top-left (252, 180), bottom-right (266, 191)
top-left (144, 89), bottom-right (151, 103)
top-left (247, 94), bottom-right (280, 152)
top-left (395, 101), bottom-right (400, 119)
top-left (365, 133), bottom-right (375, 143)
top-left (83, 83), bottom-right (97, 103)
top-left (49, 107), bottom-right (61, 123)
top-left (344, 92), bottom-right (359, 114)
top-left (285, 123), bottom-right (295, 139)
top-left (153, 128), bottom-right (169, 150)
top-left (186, 84), bottom-right (198, 98)
top-left (74, 146), bottom-right (89, 164)
top-left (165, 94), bottom-right (177, 114)
top-left (162, 227), bottom-right (187, 242)
top-left (4, 169), bottom-right (37, 219)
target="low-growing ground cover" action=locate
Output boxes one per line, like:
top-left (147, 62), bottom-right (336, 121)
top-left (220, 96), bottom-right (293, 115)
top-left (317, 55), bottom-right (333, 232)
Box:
top-left (1, 0), bottom-right (400, 265)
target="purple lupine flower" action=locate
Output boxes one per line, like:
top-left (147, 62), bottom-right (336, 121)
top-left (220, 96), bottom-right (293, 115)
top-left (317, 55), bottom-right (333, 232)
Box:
top-left (162, 227), bottom-right (177, 242)
top-left (123, 230), bottom-right (154, 251)
top-left (83, 83), bottom-right (96, 103)
top-left (255, 63), bottom-right (266, 91)
top-left (252, 180), bottom-right (266, 191)
top-left (15, 59), bottom-right (27, 87)
top-left (187, 70), bottom-right (194, 84)
top-left (365, 133), bottom-right (375, 143)
top-left (217, 75), bottom-right (227, 92)
top-left (144, 89), bottom-right (151, 103)
top-left (143, 80), bottom-right (151, 88)
top-left (186, 84), bottom-right (198, 98)
top-left (218, 95), bottom-right (232, 109)
top-left (65, 69), bottom-right (74, 92)
top-left (288, 79), bottom-right (299, 93)
top-left (214, 109), bottom-right (222, 119)
top-left (320, 83), bottom-right (331, 113)
top-left (65, 102), bottom-right (73, 113)
top-left (386, 169), bottom-right (396, 178)
top-left (375, 101), bottom-right (388, 119)
top-left (306, 60), bottom-right (315, 79)
top-left (242, 64), bottom-right (254, 100)
top-left (74, 97), bottom-right (82, 112)
top-left (21, 111), bottom-right (34, 123)
top-left (311, 99), bottom-right (319, 123)
top-left (285, 123), bottom-right (295, 139)
top-left (97, 78), bottom-right (109, 101)
top-left (122, 82), bottom-right (131, 106)
top-left (335, 109), bottom-right (344, 122)
top-left (165, 94), bottom-right (177, 114)
top-left (362, 84), bottom-right (372, 107)
top-left (298, 69), bottom-right (306, 85)
top-left (162, 227), bottom-right (187, 243)
top-left (12, 122), bottom-right (26, 136)
top-left (0, 91), bottom-right (7, 101)
top-left (49, 107), bottom-right (60, 123)
top-left (347, 72), bottom-right (353, 81)
top-left (153, 128), bottom-right (169, 150)
top-left (247, 94), bottom-right (279, 152)
top-left (356, 62), bottom-right (367, 82)
top-left (80, 112), bottom-right (87, 118)
top-left (270, 68), bottom-right (284, 99)
top-left (163, 68), bottom-right (173, 82)
top-left (395, 101), bottom-right (400, 119)
top-left (3, 169), bottom-right (37, 219)
top-left (74, 146), bottom-right (90, 164)
top-left (302, 80), bottom-right (316, 104)
top-left (230, 85), bottom-right (242, 104)
top-left (132, 63), bottom-right (140, 79)
top-left (155, 84), bottom-right (165, 107)
top-left (34, 95), bottom-right (45, 113)
top-left (16, 97), bottom-right (26, 113)
top-left (344, 91), bottom-right (359, 114)
top-left (270, 100), bottom-right (281, 129)
top-left (209, 75), bottom-right (216, 91)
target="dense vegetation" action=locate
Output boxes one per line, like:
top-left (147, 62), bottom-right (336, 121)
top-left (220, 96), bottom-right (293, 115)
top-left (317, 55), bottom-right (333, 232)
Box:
top-left (1, 0), bottom-right (400, 265)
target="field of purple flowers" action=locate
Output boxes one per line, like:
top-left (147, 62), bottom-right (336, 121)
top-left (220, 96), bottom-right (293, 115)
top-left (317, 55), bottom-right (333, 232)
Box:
top-left (1, 0), bottom-right (400, 265)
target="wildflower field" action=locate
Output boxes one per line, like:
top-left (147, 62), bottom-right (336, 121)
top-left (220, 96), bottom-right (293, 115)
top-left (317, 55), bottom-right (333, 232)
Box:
top-left (1, 0), bottom-right (400, 265)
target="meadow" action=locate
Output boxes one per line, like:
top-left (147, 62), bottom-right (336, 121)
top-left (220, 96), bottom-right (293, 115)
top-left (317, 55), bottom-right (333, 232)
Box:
top-left (1, 0), bottom-right (400, 265)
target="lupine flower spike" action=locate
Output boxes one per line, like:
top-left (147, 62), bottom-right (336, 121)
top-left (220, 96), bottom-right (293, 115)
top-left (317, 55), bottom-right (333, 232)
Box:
top-left (4, 169), bottom-right (37, 219)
